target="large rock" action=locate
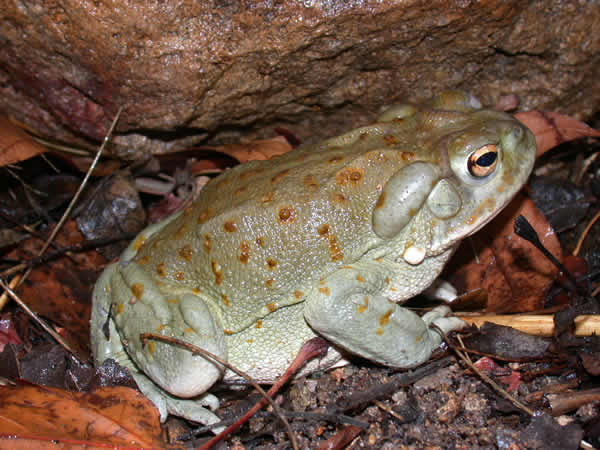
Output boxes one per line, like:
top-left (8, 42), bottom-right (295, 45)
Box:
top-left (1, 0), bottom-right (599, 159)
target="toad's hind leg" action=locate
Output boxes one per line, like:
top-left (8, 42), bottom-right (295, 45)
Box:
top-left (91, 261), bottom-right (227, 425)
top-left (304, 264), bottom-right (465, 368)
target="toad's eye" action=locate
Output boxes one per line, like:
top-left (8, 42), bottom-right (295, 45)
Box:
top-left (468, 144), bottom-right (498, 177)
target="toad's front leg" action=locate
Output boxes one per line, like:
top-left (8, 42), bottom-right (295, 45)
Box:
top-left (303, 262), bottom-right (465, 368)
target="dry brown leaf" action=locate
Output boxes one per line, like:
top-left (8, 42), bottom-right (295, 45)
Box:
top-left (447, 193), bottom-right (561, 313)
top-left (0, 117), bottom-right (47, 166)
top-left (205, 136), bottom-right (293, 163)
top-left (11, 220), bottom-right (105, 356)
top-left (515, 111), bottom-right (600, 157)
top-left (0, 384), bottom-right (162, 447)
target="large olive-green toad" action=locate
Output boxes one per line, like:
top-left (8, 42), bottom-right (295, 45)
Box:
top-left (91, 91), bottom-right (536, 426)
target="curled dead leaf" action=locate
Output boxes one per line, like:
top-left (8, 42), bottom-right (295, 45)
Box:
top-left (0, 117), bottom-right (47, 166)
top-left (514, 111), bottom-right (600, 157)
top-left (200, 136), bottom-right (293, 163)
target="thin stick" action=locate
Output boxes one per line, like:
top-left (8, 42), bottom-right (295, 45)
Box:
top-left (573, 209), bottom-right (600, 256)
top-left (34, 107), bottom-right (123, 258)
top-left (453, 334), bottom-right (534, 416)
top-left (460, 314), bottom-right (600, 337)
top-left (0, 279), bottom-right (77, 356)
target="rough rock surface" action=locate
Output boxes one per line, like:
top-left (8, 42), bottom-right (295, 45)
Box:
top-left (1, 0), bottom-right (599, 159)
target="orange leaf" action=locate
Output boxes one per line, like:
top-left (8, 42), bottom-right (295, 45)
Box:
top-left (202, 136), bottom-right (293, 163)
top-left (0, 384), bottom-right (162, 447)
top-left (448, 193), bottom-right (561, 313)
top-left (0, 117), bottom-right (47, 166)
top-left (515, 111), bottom-right (600, 157)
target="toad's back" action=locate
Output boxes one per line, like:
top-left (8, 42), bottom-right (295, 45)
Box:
top-left (131, 114), bottom-right (464, 332)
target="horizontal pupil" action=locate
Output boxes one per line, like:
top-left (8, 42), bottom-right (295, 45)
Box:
top-left (476, 152), bottom-right (497, 167)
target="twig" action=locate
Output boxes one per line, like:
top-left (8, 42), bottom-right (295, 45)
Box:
top-left (200, 337), bottom-right (329, 449)
top-left (0, 279), bottom-right (78, 357)
top-left (374, 400), bottom-right (407, 422)
top-left (32, 136), bottom-right (93, 156)
top-left (32, 107), bottom-right (123, 259)
top-left (329, 357), bottom-right (453, 413)
top-left (452, 334), bottom-right (534, 416)
top-left (573, 209), bottom-right (600, 257)
top-left (459, 314), bottom-right (600, 337)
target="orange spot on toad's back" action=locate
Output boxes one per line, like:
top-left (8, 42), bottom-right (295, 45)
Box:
top-left (278, 206), bottom-right (296, 224)
top-left (131, 283), bottom-right (144, 300)
top-left (221, 294), bottom-right (230, 307)
top-left (178, 245), bottom-right (193, 261)
top-left (266, 258), bottom-right (277, 270)
top-left (211, 260), bottom-right (223, 285)
top-left (174, 271), bottom-right (185, 281)
top-left (400, 151), bottom-right (416, 162)
top-left (223, 220), bottom-right (237, 232)
top-left (203, 234), bottom-right (212, 253)
top-left (357, 297), bottom-right (369, 313)
top-left (294, 290), bottom-right (304, 299)
top-left (334, 193), bottom-right (347, 203)
top-left (271, 169), bottom-right (290, 184)
top-left (383, 134), bottom-right (398, 146)
top-left (317, 223), bottom-right (343, 261)
top-left (336, 168), bottom-right (364, 186)
top-left (319, 286), bottom-right (331, 296)
top-left (266, 302), bottom-right (277, 312)
top-left (379, 309), bottom-right (393, 327)
top-left (328, 234), bottom-right (344, 262)
top-left (262, 192), bottom-right (275, 203)
top-left (156, 263), bottom-right (166, 277)
top-left (198, 209), bottom-right (214, 224)
top-left (239, 240), bottom-right (250, 264)
top-left (304, 175), bottom-right (319, 190)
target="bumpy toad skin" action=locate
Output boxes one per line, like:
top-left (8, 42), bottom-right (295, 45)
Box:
top-left (91, 92), bottom-right (536, 426)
